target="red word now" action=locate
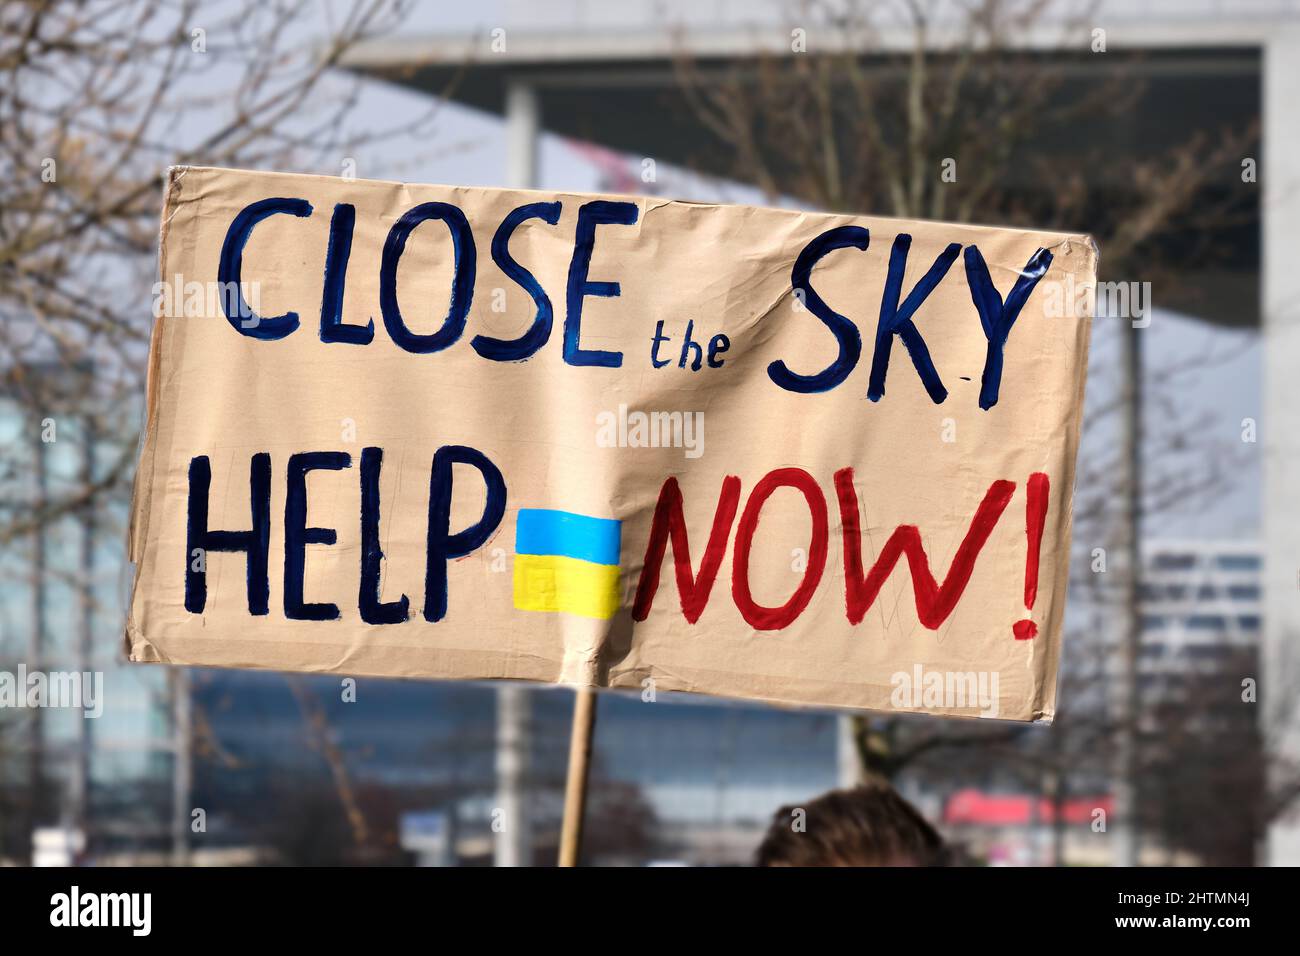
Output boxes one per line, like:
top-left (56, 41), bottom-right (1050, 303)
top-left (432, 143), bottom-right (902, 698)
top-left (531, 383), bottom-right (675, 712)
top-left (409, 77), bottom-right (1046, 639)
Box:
top-left (632, 468), bottom-right (1046, 634)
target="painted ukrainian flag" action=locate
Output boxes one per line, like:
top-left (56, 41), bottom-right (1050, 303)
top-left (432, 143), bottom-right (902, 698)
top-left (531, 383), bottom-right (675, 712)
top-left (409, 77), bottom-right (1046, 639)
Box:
top-left (513, 509), bottom-right (622, 620)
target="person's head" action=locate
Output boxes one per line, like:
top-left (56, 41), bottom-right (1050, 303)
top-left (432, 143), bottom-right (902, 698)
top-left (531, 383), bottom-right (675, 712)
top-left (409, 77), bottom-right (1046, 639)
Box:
top-left (755, 783), bottom-right (947, 867)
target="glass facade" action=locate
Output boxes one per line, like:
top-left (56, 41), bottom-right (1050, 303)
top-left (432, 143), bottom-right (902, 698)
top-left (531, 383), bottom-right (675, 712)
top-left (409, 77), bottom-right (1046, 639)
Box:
top-left (0, 381), bottom-right (172, 861)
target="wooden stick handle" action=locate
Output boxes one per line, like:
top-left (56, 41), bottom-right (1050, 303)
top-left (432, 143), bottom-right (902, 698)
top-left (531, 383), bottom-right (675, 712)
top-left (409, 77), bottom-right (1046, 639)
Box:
top-left (557, 686), bottom-right (598, 867)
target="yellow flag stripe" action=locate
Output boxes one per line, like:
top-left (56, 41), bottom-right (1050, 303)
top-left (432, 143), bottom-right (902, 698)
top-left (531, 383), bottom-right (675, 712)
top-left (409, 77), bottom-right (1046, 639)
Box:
top-left (513, 553), bottom-right (621, 620)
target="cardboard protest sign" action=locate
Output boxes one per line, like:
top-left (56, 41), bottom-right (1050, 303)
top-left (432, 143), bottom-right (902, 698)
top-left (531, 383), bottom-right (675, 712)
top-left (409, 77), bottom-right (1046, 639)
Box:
top-left (127, 165), bottom-right (1096, 721)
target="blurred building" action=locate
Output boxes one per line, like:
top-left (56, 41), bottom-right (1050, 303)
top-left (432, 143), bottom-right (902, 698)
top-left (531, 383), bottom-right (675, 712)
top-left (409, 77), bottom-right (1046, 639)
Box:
top-left (191, 672), bottom-right (837, 865)
top-left (1138, 540), bottom-right (1261, 701)
top-left (0, 366), bottom-right (173, 863)
top-left (939, 540), bottom-right (1261, 866)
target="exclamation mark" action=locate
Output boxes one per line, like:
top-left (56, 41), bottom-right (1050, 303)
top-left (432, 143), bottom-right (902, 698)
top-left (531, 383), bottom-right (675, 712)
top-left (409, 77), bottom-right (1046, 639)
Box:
top-left (1013, 472), bottom-right (1050, 640)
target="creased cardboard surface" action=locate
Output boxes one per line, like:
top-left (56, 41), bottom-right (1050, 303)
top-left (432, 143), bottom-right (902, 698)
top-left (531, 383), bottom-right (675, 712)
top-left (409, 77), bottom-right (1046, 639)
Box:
top-left (126, 165), bottom-right (1096, 721)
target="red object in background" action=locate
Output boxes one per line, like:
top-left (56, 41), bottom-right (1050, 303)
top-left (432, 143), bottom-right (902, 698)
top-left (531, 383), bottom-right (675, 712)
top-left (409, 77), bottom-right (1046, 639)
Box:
top-left (567, 139), bottom-right (642, 194)
top-left (943, 789), bottom-right (1114, 826)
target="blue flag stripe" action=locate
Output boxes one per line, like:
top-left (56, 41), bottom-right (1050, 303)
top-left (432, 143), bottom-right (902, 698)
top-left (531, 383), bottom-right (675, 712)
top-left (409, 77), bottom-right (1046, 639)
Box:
top-left (516, 509), bottom-right (621, 565)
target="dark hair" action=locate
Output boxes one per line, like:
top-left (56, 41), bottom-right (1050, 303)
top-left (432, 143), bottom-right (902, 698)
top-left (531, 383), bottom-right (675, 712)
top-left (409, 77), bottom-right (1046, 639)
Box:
top-left (754, 783), bottom-right (947, 867)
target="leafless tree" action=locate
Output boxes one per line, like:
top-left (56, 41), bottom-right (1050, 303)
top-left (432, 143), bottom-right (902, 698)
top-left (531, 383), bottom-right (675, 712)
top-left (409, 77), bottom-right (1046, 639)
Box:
top-left (0, 0), bottom-right (441, 541)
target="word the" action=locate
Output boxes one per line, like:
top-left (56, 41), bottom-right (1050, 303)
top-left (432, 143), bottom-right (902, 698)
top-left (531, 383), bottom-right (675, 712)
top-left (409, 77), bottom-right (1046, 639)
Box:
top-left (650, 319), bottom-right (730, 370)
